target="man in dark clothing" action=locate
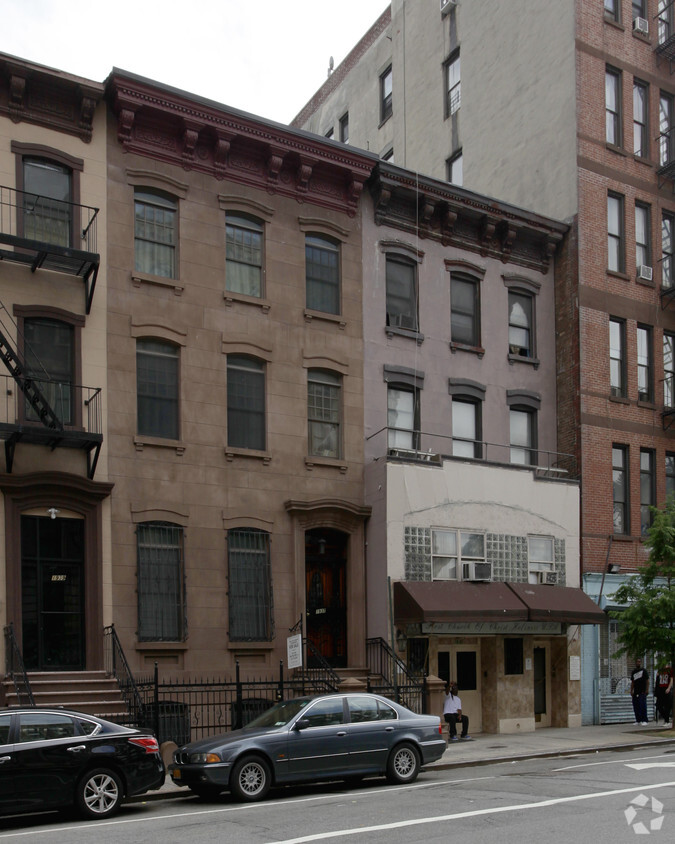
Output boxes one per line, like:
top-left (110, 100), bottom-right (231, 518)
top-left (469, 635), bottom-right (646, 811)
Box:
top-left (654, 665), bottom-right (673, 725)
top-left (631, 658), bottom-right (649, 724)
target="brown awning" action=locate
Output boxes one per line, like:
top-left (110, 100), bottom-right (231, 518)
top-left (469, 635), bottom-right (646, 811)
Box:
top-left (394, 581), bottom-right (529, 623)
top-left (394, 580), bottom-right (607, 626)
top-left (506, 582), bottom-right (606, 625)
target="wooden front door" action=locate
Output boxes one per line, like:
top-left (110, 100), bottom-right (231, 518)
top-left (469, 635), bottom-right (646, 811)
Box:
top-left (305, 529), bottom-right (348, 668)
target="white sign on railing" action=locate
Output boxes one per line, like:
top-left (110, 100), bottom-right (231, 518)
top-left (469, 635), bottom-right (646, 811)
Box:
top-left (287, 633), bottom-right (303, 670)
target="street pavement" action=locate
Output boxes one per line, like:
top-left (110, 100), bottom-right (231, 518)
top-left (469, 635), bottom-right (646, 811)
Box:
top-left (136, 720), bottom-right (675, 803)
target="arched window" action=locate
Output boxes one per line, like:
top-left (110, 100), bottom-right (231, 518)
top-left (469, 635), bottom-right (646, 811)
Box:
top-left (134, 189), bottom-right (177, 278)
top-left (306, 234), bottom-right (340, 314)
top-left (308, 369), bottom-right (342, 458)
top-left (226, 213), bottom-right (264, 297)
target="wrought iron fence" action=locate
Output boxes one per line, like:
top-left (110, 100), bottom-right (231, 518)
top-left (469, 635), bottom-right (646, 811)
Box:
top-left (3, 622), bottom-right (34, 706)
top-left (366, 636), bottom-right (426, 714)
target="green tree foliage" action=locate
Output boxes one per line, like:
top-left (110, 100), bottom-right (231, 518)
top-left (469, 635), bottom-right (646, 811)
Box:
top-left (609, 499), bottom-right (675, 674)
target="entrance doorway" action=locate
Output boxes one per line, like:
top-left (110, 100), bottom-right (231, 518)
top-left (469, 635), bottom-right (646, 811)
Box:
top-left (534, 644), bottom-right (551, 727)
top-left (21, 515), bottom-right (85, 670)
top-left (305, 529), bottom-right (347, 668)
top-left (437, 643), bottom-right (482, 732)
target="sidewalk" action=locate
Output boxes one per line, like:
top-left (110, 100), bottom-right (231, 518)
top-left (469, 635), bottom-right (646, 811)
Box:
top-left (135, 721), bottom-right (675, 803)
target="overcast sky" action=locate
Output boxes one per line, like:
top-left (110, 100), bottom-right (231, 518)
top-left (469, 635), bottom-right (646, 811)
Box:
top-left (3, 0), bottom-right (389, 124)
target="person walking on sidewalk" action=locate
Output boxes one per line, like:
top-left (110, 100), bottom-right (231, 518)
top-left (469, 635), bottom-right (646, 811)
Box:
top-left (631, 658), bottom-right (649, 725)
top-left (443, 682), bottom-right (471, 741)
top-left (654, 665), bottom-right (673, 726)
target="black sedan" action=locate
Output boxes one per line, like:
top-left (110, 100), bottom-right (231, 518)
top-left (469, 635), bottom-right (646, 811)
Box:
top-left (0, 708), bottom-right (165, 820)
top-left (169, 692), bottom-right (445, 801)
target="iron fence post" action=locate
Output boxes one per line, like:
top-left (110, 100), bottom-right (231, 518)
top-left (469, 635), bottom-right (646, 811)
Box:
top-left (278, 660), bottom-right (284, 701)
top-left (154, 662), bottom-right (159, 739)
top-left (235, 661), bottom-right (242, 730)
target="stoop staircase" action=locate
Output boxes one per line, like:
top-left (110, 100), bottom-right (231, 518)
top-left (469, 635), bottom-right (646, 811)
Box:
top-left (2, 671), bottom-right (130, 719)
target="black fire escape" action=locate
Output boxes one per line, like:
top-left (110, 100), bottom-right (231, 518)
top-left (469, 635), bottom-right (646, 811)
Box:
top-left (0, 186), bottom-right (102, 479)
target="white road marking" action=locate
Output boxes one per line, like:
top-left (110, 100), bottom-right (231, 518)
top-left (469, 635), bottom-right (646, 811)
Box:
top-left (0, 776), bottom-right (494, 839)
top-left (266, 780), bottom-right (675, 844)
top-left (553, 753), bottom-right (667, 771)
top-left (626, 762), bottom-right (675, 770)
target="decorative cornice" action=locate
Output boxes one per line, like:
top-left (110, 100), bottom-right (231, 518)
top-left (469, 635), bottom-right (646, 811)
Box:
top-left (0, 56), bottom-right (103, 142)
top-left (106, 71), bottom-right (375, 217)
top-left (370, 165), bottom-right (568, 273)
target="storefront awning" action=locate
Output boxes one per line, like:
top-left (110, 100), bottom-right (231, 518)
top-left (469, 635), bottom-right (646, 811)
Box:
top-left (394, 581), bottom-right (529, 623)
top-left (394, 581), bottom-right (606, 626)
top-left (505, 582), bottom-right (606, 624)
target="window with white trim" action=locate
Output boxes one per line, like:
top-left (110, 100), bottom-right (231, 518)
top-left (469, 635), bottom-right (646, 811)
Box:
top-left (432, 529), bottom-right (486, 581)
top-left (528, 536), bottom-right (555, 584)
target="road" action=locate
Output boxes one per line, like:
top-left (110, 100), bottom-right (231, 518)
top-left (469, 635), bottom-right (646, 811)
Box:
top-left (1, 746), bottom-right (674, 843)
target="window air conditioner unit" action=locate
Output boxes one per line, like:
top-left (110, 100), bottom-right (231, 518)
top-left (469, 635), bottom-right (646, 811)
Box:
top-left (544, 571), bottom-right (558, 585)
top-left (441, 0), bottom-right (457, 17)
top-left (388, 313), bottom-right (416, 330)
top-left (633, 17), bottom-right (649, 35)
top-left (637, 265), bottom-right (653, 281)
top-left (462, 561), bottom-right (492, 582)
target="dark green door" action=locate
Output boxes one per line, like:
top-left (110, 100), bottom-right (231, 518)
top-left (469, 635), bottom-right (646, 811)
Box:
top-left (21, 516), bottom-right (85, 670)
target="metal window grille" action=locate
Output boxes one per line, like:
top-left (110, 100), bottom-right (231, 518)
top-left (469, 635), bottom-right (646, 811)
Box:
top-left (137, 523), bottom-right (186, 642)
top-left (228, 529), bottom-right (273, 641)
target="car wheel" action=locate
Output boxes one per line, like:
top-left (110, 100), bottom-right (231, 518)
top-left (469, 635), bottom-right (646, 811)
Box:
top-left (75, 768), bottom-right (123, 819)
top-left (386, 742), bottom-right (420, 784)
top-left (189, 784), bottom-right (223, 800)
top-left (230, 755), bottom-right (271, 802)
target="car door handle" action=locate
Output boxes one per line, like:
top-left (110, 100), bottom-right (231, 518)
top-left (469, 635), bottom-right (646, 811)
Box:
top-left (336, 731), bottom-right (347, 737)
top-left (66, 745), bottom-right (86, 753)
top-left (385, 727), bottom-right (395, 732)
top-left (0, 756), bottom-right (11, 764)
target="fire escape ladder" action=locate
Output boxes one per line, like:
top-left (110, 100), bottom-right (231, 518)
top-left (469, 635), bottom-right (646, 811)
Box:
top-left (0, 328), bottom-right (64, 433)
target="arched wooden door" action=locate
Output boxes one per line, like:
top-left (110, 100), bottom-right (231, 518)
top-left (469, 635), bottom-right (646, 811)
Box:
top-left (305, 529), bottom-right (348, 668)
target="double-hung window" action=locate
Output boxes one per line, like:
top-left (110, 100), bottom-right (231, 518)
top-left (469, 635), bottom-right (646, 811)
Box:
top-left (509, 407), bottom-right (536, 465)
top-left (228, 529), bottom-right (272, 641)
top-left (23, 317), bottom-right (74, 426)
top-left (306, 235), bottom-right (340, 314)
top-left (387, 385), bottom-right (419, 450)
top-left (307, 370), bottom-right (341, 458)
top-left (613, 445), bottom-right (629, 535)
top-left (658, 0), bottom-right (674, 44)
top-left (528, 536), bottom-right (555, 584)
top-left (664, 332), bottom-right (675, 407)
top-left (137, 522), bottom-right (185, 641)
top-left (660, 92), bottom-right (674, 167)
top-left (431, 529), bottom-right (485, 581)
top-left (134, 190), bottom-right (177, 278)
top-left (608, 193), bottom-right (625, 272)
top-left (22, 158), bottom-right (72, 248)
top-left (446, 150), bottom-right (463, 186)
top-left (640, 449), bottom-right (655, 534)
top-left (225, 214), bottom-right (263, 297)
top-left (380, 66), bottom-right (393, 122)
top-left (386, 255), bottom-right (418, 331)
top-left (452, 398), bottom-right (481, 459)
top-left (663, 211), bottom-right (675, 288)
top-left (605, 0), bottom-right (619, 21)
top-left (635, 202), bottom-right (651, 273)
top-left (609, 318), bottom-right (627, 398)
top-left (339, 113), bottom-right (349, 144)
top-left (606, 67), bottom-right (622, 147)
top-left (451, 275), bottom-right (479, 346)
top-left (136, 339), bottom-right (179, 439)
top-left (634, 81), bottom-right (649, 158)
top-left (227, 355), bottom-right (265, 450)
top-left (508, 291), bottom-right (533, 357)
top-left (667, 452), bottom-right (675, 499)
top-left (637, 324), bottom-right (653, 402)
top-left (445, 53), bottom-right (461, 117)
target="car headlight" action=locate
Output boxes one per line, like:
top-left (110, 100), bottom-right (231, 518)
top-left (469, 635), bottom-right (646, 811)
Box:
top-left (189, 752), bottom-right (222, 764)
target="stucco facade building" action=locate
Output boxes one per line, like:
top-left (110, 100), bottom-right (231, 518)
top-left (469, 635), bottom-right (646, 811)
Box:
top-left (294, 0), bottom-right (675, 724)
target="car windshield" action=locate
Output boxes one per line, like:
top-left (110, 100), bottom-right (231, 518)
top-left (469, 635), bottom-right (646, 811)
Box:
top-left (244, 699), bottom-right (312, 729)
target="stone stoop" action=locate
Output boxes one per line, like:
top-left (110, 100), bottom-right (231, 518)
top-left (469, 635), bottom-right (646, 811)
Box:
top-left (2, 671), bottom-right (130, 719)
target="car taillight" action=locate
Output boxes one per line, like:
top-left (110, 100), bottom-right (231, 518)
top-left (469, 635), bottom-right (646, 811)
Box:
top-left (128, 736), bottom-right (160, 753)
top-left (438, 724), bottom-right (443, 735)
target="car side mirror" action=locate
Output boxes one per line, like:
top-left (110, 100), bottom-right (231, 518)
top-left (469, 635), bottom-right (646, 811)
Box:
top-left (294, 718), bottom-right (310, 731)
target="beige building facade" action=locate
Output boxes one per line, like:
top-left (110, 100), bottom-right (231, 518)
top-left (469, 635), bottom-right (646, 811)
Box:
top-left (0, 54), bottom-right (112, 675)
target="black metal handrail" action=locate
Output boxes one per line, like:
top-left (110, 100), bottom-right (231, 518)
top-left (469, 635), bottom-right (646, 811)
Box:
top-left (0, 185), bottom-right (98, 253)
top-left (103, 624), bottom-right (145, 724)
top-left (301, 638), bottom-right (342, 692)
top-left (366, 636), bottom-right (425, 712)
top-left (3, 622), bottom-right (34, 706)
